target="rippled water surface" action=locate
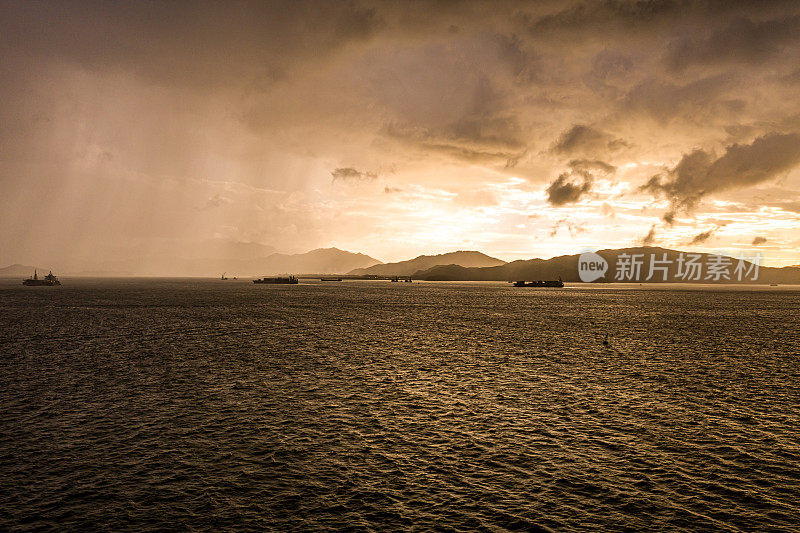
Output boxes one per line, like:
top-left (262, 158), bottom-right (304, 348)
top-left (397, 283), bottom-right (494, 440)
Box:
top-left (1, 279), bottom-right (799, 531)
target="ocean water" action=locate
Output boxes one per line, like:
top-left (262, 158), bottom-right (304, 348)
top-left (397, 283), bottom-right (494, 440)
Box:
top-left (1, 279), bottom-right (799, 531)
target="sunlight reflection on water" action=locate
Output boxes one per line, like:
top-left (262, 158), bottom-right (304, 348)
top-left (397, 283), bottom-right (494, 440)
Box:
top-left (1, 279), bottom-right (799, 531)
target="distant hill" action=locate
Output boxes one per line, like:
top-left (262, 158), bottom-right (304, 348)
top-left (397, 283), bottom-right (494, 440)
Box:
top-left (0, 264), bottom-right (51, 277)
top-left (256, 248), bottom-right (381, 275)
top-left (55, 238), bottom-right (282, 277)
top-left (168, 239), bottom-right (279, 276)
top-left (348, 251), bottom-right (506, 276)
top-left (130, 244), bottom-right (379, 276)
top-left (412, 247), bottom-right (800, 284)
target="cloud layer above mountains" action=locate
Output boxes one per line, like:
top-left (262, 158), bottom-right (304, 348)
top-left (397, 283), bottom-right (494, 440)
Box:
top-left (2, 0), bottom-right (800, 269)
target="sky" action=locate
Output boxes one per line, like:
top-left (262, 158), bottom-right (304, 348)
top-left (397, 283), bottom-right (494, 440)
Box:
top-left (2, 0), bottom-right (800, 272)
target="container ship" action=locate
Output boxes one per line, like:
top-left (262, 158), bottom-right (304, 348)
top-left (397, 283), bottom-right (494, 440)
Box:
top-left (253, 275), bottom-right (298, 284)
top-left (513, 277), bottom-right (563, 288)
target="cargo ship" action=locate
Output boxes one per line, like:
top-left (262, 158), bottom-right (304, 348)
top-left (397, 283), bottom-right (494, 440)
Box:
top-left (23, 270), bottom-right (61, 286)
top-left (253, 275), bottom-right (298, 284)
top-left (513, 277), bottom-right (563, 288)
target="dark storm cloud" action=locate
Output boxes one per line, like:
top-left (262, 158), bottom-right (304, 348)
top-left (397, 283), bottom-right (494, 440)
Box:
top-left (0, 0), bottom-right (385, 90)
top-left (569, 159), bottom-right (617, 175)
top-left (331, 168), bottom-right (378, 182)
top-left (382, 116), bottom-right (527, 166)
top-left (642, 132), bottom-right (800, 220)
top-left (551, 125), bottom-right (626, 156)
top-left (752, 236), bottom-right (768, 246)
top-left (546, 173), bottom-right (593, 206)
top-left (523, 0), bottom-right (800, 44)
top-left (379, 74), bottom-right (529, 166)
top-left (445, 116), bottom-right (527, 151)
top-left (623, 75), bottom-right (740, 124)
top-left (545, 159), bottom-right (616, 206)
top-left (688, 228), bottom-right (715, 245)
top-left (525, 0), bottom-right (684, 35)
top-left (3, 1), bottom-right (796, 168)
top-left (666, 15), bottom-right (800, 71)
top-left (4, 0), bottom-right (800, 268)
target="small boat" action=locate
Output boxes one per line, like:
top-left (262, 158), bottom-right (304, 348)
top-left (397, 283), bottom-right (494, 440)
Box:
top-left (221, 272), bottom-right (228, 280)
top-left (320, 277), bottom-right (343, 281)
top-left (513, 277), bottom-right (564, 288)
top-left (253, 275), bottom-right (298, 284)
top-left (23, 270), bottom-right (61, 286)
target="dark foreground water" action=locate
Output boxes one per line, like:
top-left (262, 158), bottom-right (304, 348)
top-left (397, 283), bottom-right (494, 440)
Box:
top-left (1, 279), bottom-right (799, 531)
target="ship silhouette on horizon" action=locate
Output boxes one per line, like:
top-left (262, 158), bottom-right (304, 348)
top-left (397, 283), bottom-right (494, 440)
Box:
top-left (513, 277), bottom-right (564, 288)
top-left (253, 275), bottom-right (298, 284)
top-left (23, 270), bottom-right (61, 286)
